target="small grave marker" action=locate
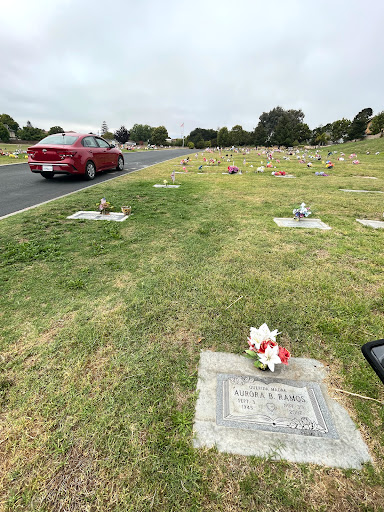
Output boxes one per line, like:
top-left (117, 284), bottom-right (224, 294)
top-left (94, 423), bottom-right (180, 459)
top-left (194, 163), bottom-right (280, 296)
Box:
top-left (274, 218), bottom-right (331, 229)
top-left (153, 184), bottom-right (180, 188)
top-left (356, 219), bottom-right (384, 229)
top-left (67, 211), bottom-right (128, 222)
top-left (339, 189), bottom-right (383, 194)
top-left (193, 352), bottom-right (371, 468)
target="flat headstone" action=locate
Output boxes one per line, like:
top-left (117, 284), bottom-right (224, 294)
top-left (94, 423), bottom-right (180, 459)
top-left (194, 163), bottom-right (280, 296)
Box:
top-left (339, 189), bottom-right (383, 194)
top-left (356, 219), bottom-right (384, 229)
top-left (274, 174), bottom-right (295, 178)
top-left (153, 184), bottom-right (180, 188)
top-left (274, 218), bottom-right (331, 229)
top-left (193, 351), bottom-right (371, 468)
top-left (354, 176), bottom-right (378, 179)
top-left (67, 211), bottom-right (128, 222)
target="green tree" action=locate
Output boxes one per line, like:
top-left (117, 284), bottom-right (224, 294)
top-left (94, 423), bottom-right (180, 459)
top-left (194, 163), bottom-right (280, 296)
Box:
top-left (347, 108), bottom-right (372, 140)
top-left (258, 106), bottom-right (305, 144)
top-left (114, 126), bottom-right (129, 143)
top-left (370, 112), bottom-right (384, 135)
top-left (330, 119), bottom-right (351, 142)
top-left (48, 126), bottom-right (64, 135)
top-left (217, 127), bottom-right (229, 147)
top-left (101, 121), bottom-right (108, 135)
top-left (102, 131), bottom-right (114, 140)
top-left (252, 124), bottom-right (267, 146)
top-left (0, 123), bottom-right (10, 142)
top-left (130, 124), bottom-right (152, 143)
top-left (187, 128), bottom-right (217, 146)
top-left (150, 126), bottom-right (168, 145)
top-left (0, 114), bottom-right (19, 132)
top-left (187, 141), bottom-right (195, 149)
top-left (229, 125), bottom-right (247, 146)
top-left (315, 132), bottom-right (330, 146)
top-left (17, 125), bottom-right (46, 141)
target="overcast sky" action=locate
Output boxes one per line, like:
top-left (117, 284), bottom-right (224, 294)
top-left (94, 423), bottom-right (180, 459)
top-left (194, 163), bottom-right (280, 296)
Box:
top-left (1, 0), bottom-right (382, 138)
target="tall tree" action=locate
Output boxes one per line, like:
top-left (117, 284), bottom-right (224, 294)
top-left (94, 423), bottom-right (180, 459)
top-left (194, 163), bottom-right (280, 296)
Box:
top-left (17, 125), bottom-right (46, 141)
top-left (369, 111), bottom-right (384, 135)
top-left (150, 126), bottom-right (168, 145)
top-left (0, 123), bottom-right (10, 142)
top-left (48, 126), bottom-right (64, 135)
top-left (330, 119), bottom-right (351, 142)
top-left (257, 106), bottom-right (305, 144)
top-left (217, 127), bottom-right (229, 147)
top-left (130, 124), bottom-right (152, 143)
top-left (252, 124), bottom-right (267, 145)
top-left (114, 126), bottom-right (130, 143)
top-left (229, 125), bottom-right (248, 146)
top-left (0, 114), bottom-right (19, 132)
top-left (101, 121), bottom-right (108, 135)
top-left (347, 108), bottom-right (372, 140)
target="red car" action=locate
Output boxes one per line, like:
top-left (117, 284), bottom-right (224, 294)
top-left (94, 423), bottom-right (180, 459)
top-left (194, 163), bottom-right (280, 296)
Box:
top-left (27, 133), bottom-right (124, 180)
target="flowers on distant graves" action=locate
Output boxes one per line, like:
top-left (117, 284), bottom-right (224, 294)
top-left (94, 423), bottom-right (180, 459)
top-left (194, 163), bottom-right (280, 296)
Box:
top-left (293, 202), bottom-right (311, 220)
top-left (325, 161), bottom-right (334, 168)
top-left (315, 171), bottom-right (328, 176)
top-left (97, 197), bottom-right (114, 214)
top-left (352, 160), bottom-right (360, 164)
top-left (163, 179), bottom-right (168, 186)
top-left (271, 170), bottom-right (286, 176)
top-left (245, 323), bottom-right (291, 371)
top-left (228, 165), bottom-right (239, 174)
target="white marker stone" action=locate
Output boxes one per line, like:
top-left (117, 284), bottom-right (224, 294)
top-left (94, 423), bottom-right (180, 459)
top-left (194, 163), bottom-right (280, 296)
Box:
top-left (274, 218), bottom-right (331, 229)
top-left (67, 211), bottom-right (128, 222)
top-left (356, 219), bottom-right (384, 229)
top-left (193, 352), bottom-right (371, 468)
top-left (339, 189), bottom-right (383, 193)
top-left (153, 184), bottom-right (180, 188)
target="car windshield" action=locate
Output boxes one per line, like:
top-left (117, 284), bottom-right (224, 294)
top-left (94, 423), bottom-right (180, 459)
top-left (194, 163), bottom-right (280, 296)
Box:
top-left (37, 134), bottom-right (78, 145)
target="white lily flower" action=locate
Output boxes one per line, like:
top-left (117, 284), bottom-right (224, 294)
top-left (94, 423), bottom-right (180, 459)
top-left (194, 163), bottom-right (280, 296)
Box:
top-left (258, 345), bottom-right (281, 372)
top-left (249, 323), bottom-right (279, 349)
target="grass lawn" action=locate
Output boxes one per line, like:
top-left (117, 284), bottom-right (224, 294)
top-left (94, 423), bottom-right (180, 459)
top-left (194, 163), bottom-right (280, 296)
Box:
top-left (0, 144), bottom-right (30, 165)
top-left (1, 138), bottom-right (384, 511)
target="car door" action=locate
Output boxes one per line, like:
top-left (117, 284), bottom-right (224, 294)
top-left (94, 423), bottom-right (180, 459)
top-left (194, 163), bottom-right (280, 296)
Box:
top-left (82, 136), bottom-right (105, 171)
top-left (95, 137), bottom-right (114, 169)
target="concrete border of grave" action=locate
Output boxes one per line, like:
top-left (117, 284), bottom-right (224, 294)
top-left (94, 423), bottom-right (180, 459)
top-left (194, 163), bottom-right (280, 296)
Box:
top-left (153, 184), bottom-right (180, 188)
top-left (274, 218), bottom-right (331, 229)
top-left (356, 219), bottom-right (384, 229)
top-left (67, 211), bottom-right (128, 222)
top-left (339, 189), bottom-right (383, 194)
top-left (193, 351), bottom-right (372, 469)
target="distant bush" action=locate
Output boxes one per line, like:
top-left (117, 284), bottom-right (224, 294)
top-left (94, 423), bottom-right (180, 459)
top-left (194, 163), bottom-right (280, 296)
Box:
top-left (188, 142), bottom-right (194, 149)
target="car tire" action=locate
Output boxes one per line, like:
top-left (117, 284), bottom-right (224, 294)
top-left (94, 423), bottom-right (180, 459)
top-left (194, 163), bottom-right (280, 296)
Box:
top-left (84, 161), bottom-right (96, 180)
top-left (41, 172), bottom-right (54, 179)
top-left (116, 155), bottom-right (124, 171)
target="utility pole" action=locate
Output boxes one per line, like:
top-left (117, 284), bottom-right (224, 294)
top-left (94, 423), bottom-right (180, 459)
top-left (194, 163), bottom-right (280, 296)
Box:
top-left (181, 123), bottom-right (184, 147)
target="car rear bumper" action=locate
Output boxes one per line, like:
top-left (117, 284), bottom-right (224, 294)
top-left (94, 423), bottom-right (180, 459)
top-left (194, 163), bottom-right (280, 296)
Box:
top-left (29, 162), bottom-right (80, 175)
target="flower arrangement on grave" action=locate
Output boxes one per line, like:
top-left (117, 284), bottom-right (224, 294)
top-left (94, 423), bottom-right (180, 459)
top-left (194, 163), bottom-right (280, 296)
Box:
top-left (272, 170), bottom-right (286, 176)
top-left (325, 161), bottom-right (334, 169)
top-left (293, 202), bottom-right (311, 221)
top-left (307, 162), bottom-right (313, 168)
top-left (121, 205), bottom-right (132, 216)
top-left (97, 197), bottom-right (114, 215)
top-left (245, 323), bottom-right (291, 371)
top-left (228, 165), bottom-right (239, 174)
top-left (352, 160), bottom-right (360, 164)
top-left (315, 171), bottom-right (328, 176)
top-left (163, 179), bottom-right (168, 186)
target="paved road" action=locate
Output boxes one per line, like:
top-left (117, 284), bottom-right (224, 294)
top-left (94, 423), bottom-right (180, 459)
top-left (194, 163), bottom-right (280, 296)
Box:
top-left (0, 148), bottom-right (194, 218)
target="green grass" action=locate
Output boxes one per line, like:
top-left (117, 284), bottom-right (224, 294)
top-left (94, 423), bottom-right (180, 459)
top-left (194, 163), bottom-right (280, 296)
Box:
top-left (0, 144), bottom-right (30, 165)
top-left (1, 138), bottom-right (384, 511)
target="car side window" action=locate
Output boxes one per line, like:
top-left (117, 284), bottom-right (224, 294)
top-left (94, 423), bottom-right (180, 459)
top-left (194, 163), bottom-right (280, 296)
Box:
top-left (95, 138), bottom-right (110, 148)
top-left (82, 136), bottom-right (98, 148)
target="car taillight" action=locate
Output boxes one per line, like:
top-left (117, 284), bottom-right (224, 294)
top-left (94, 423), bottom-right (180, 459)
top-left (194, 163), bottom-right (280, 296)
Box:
top-left (27, 150), bottom-right (36, 158)
top-left (58, 151), bottom-right (77, 160)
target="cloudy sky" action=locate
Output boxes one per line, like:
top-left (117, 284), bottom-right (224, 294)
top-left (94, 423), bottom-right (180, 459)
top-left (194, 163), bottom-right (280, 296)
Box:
top-left (1, 0), bottom-right (382, 138)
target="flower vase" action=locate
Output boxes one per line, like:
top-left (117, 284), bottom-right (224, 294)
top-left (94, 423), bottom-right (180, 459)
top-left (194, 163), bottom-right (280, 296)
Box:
top-left (121, 206), bottom-right (132, 216)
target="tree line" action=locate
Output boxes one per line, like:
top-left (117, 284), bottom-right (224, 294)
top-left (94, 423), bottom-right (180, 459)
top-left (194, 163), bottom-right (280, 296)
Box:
top-left (185, 106), bottom-right (384, 148)
top-left (1, 106), bottom-right (383, 146)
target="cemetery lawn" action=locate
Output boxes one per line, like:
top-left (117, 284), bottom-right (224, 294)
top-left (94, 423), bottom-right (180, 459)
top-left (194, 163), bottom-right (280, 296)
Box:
top-left (0, 144), bottom-right (30, 165)
top-left (1, 138), bottom-right (384, 511)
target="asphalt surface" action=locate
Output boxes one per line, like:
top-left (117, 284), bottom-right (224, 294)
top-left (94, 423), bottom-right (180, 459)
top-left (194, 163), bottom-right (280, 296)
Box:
top-left (0, 148), bottom-right (194, 218)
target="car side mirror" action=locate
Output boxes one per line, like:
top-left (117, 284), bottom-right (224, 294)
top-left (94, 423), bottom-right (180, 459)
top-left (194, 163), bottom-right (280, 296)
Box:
top-left (109, 143), bottom-right (115, 148)
top-left (362, 339), bottom-right (384, 385)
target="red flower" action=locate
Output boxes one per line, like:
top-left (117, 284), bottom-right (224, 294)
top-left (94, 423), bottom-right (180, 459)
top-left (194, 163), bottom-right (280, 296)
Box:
top-left (258, 340), bottom-right (277, 354)
top-left (247, 337), bottom-right (257, 352)
top-left (278, 346), bottom-right (291, 365)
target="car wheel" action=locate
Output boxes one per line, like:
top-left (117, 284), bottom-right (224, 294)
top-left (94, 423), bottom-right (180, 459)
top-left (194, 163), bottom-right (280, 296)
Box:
top-left (41, 172), bottom-right (54, 179)
top-left (116, 155), bottom-right (124, 171)
top-left (84, 161), bottom-right (96, 180)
